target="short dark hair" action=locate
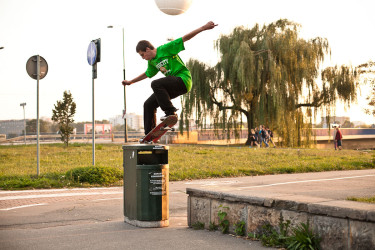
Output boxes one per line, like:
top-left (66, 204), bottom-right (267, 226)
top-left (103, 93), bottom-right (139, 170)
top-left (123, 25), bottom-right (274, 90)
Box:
top-left (136, 40), bottom-right (154, 52)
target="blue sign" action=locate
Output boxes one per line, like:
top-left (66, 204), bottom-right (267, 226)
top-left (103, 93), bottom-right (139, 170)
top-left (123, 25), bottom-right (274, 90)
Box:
top-left (87, 41), bottom-right (97, 66)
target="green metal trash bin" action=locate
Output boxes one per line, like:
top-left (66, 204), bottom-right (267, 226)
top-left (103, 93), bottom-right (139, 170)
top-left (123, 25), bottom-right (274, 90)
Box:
top-left (122, 144), bottom-right (169, 227)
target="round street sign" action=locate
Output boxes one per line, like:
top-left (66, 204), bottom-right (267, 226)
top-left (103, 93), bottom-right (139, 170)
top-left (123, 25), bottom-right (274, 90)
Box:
top-left (87, 41), bottom-right (97, 65)
top-left (26, 55), bottom-right (48, 80)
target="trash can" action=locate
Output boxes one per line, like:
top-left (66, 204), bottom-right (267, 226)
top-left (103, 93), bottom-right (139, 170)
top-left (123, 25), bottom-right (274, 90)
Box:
top-left (122, 144), bottom-right (169, 227)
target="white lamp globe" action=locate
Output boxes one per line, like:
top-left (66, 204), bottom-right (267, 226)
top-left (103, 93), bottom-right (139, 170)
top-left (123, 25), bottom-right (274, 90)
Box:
top-left (154, 0), bottom-right (192, 15)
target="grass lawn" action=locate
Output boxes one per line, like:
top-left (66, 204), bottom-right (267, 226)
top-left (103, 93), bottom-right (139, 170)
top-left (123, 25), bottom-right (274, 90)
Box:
top-left (347, 196), bottom-right (375, 204)
top-left (0, 143), bottom-right (374, 189)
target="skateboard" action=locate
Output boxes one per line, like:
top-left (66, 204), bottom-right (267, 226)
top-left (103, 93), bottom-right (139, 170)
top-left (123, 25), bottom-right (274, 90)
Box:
top-left (140, 115), bottom-right (178, 143)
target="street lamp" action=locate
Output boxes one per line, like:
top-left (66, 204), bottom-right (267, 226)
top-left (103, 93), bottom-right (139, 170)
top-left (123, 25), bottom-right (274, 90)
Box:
top-left (20, 103), bottom-right (26, 144)
top-left (107, 25), bottom-right (128, 143)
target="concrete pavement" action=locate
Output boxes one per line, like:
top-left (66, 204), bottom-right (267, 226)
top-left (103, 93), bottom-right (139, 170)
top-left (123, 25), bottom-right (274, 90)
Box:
top-left (1, 169), bottom-right (375, 249)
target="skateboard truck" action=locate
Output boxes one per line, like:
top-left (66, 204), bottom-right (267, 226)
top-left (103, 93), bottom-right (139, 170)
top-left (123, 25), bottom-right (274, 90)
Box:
top-left (160, 127), bottom-right (175, 131)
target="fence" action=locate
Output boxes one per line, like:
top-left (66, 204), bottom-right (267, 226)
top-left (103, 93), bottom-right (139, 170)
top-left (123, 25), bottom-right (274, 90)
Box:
top-left (1, 129), bottom-right (375, 150)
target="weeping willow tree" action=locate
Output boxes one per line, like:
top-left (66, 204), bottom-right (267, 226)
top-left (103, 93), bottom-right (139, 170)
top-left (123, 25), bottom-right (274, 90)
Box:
top-left (357, 61), bottom-right (375, 117)
top-left (181, 19), bottom-right (359, 147)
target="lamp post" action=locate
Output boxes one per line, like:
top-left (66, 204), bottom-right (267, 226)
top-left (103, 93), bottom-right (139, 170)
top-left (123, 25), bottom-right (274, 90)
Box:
top-left (20, 103), bottom-right (26, 144)
top-left (107, 25), bottom-right (128, 142)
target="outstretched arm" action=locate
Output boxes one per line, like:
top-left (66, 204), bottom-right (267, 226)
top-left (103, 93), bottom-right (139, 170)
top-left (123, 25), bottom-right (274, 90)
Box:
top-left (122, 72), bottom-right (147, 86)
top-left (182, 21), bottom-right (218, 43)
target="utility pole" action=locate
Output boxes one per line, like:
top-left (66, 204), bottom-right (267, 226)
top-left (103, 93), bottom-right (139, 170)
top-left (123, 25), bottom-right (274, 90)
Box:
top-left (107, 25), bottom-right (128, 142)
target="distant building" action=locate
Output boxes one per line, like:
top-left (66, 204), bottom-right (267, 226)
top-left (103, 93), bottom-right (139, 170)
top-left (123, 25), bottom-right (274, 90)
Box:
top-left (0, 120), bottom-right (25, 138)
top-left (320, 116), bottom-right (350, 128)
top-left (126, 113), bottom-right (143, 131)
top-left (109, 113), bottom-right (143, 131)
top-left (109, 115), bottom-right (124, 126)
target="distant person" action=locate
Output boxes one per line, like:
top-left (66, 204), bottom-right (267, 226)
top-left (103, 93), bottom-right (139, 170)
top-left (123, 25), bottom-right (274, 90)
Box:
top-left (335, 127), bottom-right (343, 150)
top-left (246, 129), bottom-right (259, 148)
top-left (333, 126), bottom-right (337, 150)
top-left (266, 127), bottom-right (276, 148)
top-left (260, 125), bottom-right (269, 148)
top-left (255, 127), bottom-right (260, 145)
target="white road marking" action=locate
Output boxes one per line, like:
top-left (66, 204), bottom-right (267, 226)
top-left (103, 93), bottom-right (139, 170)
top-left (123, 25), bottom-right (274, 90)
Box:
top-left (93, 198), bottom-right (122, 201)
top-left (0, 191), bottom-right (122, 201)
top-left (184, 180), bottom-right (239, 186)
top-left (0, 203), bottom-right (47, 211)
top-left (237, 174), bottom-right (375, 190)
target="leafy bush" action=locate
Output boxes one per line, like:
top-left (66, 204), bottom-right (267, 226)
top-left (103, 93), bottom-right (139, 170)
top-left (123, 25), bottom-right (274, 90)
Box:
top-left (0, 174), bottom-right (67, 190)
top-left (258, 222), bottom-right (289, 247)
top-left (287, 221), bottom-right (321, 250)
top-left (66, 166), bottom-right (122, 185)
top-left (234, 221), bottom-right (246, 236)
top-left (218, 205), bottom-right (230, 234)
top-left (249, 216), bottom-right (321, 250)
top-left (209, 221), bottom-right (218, 231)
top-left (192, 221), bottom-right (205, 230)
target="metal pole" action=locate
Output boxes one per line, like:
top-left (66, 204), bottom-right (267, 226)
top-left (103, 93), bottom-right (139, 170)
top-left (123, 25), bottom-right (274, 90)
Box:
top-left (122, 27), bottom-right (128, 143)
top-left (23, 105), bottom-right (26, 144)
top-left (92, 65), bottom-right (95, 166)
top-left (36, 55), bottom-right (40, 176)
top-left (20, 103), bottom-right (26, 144)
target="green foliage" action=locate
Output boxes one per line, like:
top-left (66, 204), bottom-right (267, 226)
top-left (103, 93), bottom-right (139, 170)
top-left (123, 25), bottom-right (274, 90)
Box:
top-left (0, 174), bottom-right (67, 190)
top-left (0, 166), bottom-right (123, 190)
top-left (65, 166), bottom-right (122, 185)
top-left (249, 216), bottom-right (321, 250)
top-left (209, 221), bottom-right (218, 231)
top-left (192, 221), bottom-right (205, 230)
top-left (52, 91), bottom-right (76, 147)
top-left (247, 232), bottom-right (257, 239)
top-left (287, 221), bottom-right (321, 250)
top-left (257, 217), bottom-right (290, 247)
top-left (357, 61), bottom-right (375, 117)
top-left (182, 19), bottom-right (360, 147)
top-left (26, 119), bottom-right (55, 133)
top-left (218, 205), bottom-right (230, 234)
top-left (234, 221), bottom-right (246, 236)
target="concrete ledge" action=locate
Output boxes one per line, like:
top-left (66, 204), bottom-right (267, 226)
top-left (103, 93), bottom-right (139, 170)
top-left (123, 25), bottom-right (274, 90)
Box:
top-left (187, 188), bottom-right (375, 249)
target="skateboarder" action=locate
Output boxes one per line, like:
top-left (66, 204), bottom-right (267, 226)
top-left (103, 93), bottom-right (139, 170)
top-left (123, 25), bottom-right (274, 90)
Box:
top-left (122, 21), bottom-right (218, 136)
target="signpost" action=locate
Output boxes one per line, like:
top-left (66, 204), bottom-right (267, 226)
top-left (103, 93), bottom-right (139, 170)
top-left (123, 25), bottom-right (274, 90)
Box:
top-left (87, 39), bottom-right (101, 166)
top-left (26, 55), bottom-right (48, 176)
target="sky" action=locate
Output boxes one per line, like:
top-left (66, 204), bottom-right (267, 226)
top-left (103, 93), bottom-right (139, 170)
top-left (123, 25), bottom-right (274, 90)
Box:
top-left (0, 0), bottom-right (374, 124)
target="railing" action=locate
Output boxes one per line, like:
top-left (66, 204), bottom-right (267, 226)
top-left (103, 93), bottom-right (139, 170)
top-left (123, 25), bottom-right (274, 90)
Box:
top-left (0, 131), bottom-right (144, 144)
top-left (1, 129), bottom-right (375, 147)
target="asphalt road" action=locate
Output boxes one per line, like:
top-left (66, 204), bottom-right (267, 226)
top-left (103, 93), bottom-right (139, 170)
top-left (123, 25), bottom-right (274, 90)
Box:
top-left (1, 169), bottom-right (375, 249)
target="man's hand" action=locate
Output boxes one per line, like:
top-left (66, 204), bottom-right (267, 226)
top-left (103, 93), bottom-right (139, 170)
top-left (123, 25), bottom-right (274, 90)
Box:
top-left (182, 21), bottom-right (218, 42)
top-left (122, 73), bottom-right (147, 86)
top-left (122, 80), bottom-right (132, 86)
top-left (202, 21), bottom-right (218, 31)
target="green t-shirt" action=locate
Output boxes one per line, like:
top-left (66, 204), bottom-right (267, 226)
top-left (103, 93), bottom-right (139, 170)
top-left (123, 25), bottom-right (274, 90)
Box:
top-left (145, 37), bottom-right (192, 92)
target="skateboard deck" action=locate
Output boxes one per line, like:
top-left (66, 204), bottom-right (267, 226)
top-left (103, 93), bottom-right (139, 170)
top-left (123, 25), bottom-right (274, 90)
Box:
top-left (140, 115), bottom-right (178, 143)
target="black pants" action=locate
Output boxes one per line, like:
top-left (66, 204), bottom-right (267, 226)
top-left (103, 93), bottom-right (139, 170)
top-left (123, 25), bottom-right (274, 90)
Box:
top-left (144, 76), bottom-right (187, 135)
